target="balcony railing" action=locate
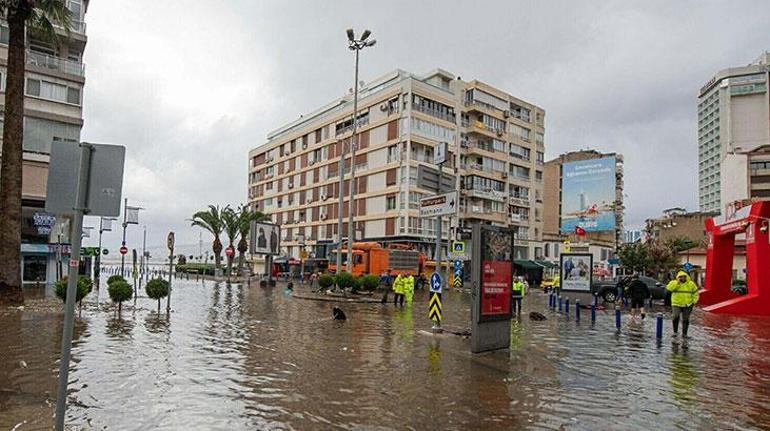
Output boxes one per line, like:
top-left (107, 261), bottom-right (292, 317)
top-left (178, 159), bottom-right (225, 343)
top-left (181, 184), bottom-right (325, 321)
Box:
top-left (27, 51), bottom-right (84, 77)
top-left (412, 103), bottom-right (456, 123)
top-left (54, 20), bottom-right (86, 34)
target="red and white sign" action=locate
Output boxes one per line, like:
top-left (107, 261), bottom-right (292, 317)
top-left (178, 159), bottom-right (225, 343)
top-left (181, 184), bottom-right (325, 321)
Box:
top-left (69, 259), bottom-right (79, 268)
top-left (119, 246), bottom-right (128, 255)
top-left (481, 260), bottom-right (512, 316)
top-left (225, 246), bottom-right (235, 257)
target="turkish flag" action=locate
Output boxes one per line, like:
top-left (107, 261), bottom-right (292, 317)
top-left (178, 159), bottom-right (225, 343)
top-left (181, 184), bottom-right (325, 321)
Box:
top-left (575, 225), bottom-right (587, 236)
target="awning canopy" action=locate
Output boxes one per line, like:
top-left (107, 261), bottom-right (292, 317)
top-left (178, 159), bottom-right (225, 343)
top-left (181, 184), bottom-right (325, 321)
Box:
top-left (534, 260), bottom-right (559, 269)
top-left (514, 260), bottom-right (542, 270)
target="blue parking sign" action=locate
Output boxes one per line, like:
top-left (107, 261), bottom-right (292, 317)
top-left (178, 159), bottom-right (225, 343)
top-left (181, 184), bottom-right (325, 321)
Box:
top-left (683, 262), bottom-right (693, 272)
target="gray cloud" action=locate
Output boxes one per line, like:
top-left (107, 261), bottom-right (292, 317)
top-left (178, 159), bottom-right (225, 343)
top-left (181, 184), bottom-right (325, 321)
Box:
top-left (80, 0), bottom-right (770, 251)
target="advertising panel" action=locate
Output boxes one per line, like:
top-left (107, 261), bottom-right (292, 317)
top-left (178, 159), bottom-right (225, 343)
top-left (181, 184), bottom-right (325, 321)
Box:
top-left (249, 221), bottom-right (281, 255)
top-left (478, 226), bottom-right (514, 322)
top-left (560, 253), bottom-right (593, 292)
top-left (560, 157), bottom-right (617, 233)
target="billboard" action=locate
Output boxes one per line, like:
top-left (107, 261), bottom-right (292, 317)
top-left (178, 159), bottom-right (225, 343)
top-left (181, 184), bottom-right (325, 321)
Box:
top-left (249, 221), bottom-right (281, 255)
top-left (560, 157), bottom-right (617, 233)
top-left (477, 226), bottom-right (514, 323)
top-left (560, 253), bottom-right (593, 292)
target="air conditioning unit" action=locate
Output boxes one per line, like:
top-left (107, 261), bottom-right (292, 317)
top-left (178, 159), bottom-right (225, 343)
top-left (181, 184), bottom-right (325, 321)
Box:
top-left (380, 103), bottom-right (389, 111)
top-left (502, 172), bottom-right (508, 179)
top-left (266, 155), bottom-right (274, 162)
top-left (320, 213), bottom-right (328, 220)
top-left (461, 141), bottom-right (470, 148)
top-left (496, 129), bottom-right (504, 137)
top-left (503, 110), bottom-right (510, 118)
top-left (307, 197), bottom-right (313, 203)
top-left (288, 183), bottom-right (294, 189)
top-left (265, 174), bottom-right (273, 179)
top-left (321, 194), bottom-right (329, 201)
top-left (309, 159), bottom-right (315, 165)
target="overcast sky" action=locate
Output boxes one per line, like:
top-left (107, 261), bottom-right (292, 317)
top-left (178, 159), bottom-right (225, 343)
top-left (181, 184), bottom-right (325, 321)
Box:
top-left (80, 0), bottom-right (770, 254)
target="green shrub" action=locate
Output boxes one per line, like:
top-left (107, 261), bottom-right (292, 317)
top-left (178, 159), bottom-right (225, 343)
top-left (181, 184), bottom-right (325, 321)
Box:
top-left (107, 275), bottom-right (126, 286)
top-left (334, 272), bottom-right (355, 290)
top-left (107, 279), bottom-right (133, 312)
top-left (351, 276), bottom-right (363, 293)
top-left (361, 274), bottom-right (380, 291)
top-left (318, 274), bottom-right (335, 290)
top-left (146, 278), bottom-right (170, 313)
top-left (175, 263), bottom-right (216, 275)
top-left (54, 276), bottom-right (93, 304)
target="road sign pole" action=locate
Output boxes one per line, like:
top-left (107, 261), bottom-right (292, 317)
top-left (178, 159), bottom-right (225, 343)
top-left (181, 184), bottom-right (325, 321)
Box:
top-left (167, 232), bottom-right (174, 313)
top-left (54, 143), bottom-right (92, 431)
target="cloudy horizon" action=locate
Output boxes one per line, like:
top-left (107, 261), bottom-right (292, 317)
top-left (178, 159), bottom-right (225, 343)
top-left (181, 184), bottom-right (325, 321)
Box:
top-left (79, 0), bottom-right (770, 253)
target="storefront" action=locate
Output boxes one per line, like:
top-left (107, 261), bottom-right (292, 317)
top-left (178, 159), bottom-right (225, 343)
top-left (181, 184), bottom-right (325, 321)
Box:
top-left (20, 205), bottom-right (71, 286)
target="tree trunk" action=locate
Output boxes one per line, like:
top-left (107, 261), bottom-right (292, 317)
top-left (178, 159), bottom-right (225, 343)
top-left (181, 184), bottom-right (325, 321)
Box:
top-left (157, 299), bottom-right (160, 315)
top-left (237, 252), bottom-right (245, 276)
top-left (0, 6), bottom-right (30, 305)
top-left (118, 301), bottom-right (122, 315)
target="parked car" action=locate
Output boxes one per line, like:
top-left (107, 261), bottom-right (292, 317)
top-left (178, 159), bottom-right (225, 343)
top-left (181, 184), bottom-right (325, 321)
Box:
top-left (592, 276), bottom-right (666, 303)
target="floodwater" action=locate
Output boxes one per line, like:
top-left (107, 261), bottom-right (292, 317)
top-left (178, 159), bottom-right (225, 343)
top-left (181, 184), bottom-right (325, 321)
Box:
top-left (2, 274), bottom-right (770, 430)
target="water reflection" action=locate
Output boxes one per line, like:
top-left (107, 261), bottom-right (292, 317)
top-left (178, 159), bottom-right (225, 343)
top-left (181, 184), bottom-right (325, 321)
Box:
top-left (2, 281), bottom-right (770, 430)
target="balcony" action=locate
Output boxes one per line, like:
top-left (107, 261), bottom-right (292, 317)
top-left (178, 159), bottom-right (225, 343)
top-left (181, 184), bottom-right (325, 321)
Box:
top-left (54, 19), bottom-right (86, 34)
top-left (412, 103), bottom-right (456, 123)
top-left (27, 51), bottom-right (84, 77)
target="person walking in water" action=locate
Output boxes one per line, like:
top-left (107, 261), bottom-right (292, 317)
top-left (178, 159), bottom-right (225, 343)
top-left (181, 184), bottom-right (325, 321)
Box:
top-left (667, 271), bottom-right (699, 338)
top-left (512, 276), bottom-right (526, 315)
top-left (393, 273), bottom-right (405, 307)
top-left (405, 274), bottom-right (415, 305)
top-left (625, 273), bottom-right (650, 320)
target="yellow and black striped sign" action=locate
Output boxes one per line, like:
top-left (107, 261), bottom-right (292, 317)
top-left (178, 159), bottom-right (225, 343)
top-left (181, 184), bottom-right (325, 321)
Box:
top-left (428, 292), bottom-right (442, 322)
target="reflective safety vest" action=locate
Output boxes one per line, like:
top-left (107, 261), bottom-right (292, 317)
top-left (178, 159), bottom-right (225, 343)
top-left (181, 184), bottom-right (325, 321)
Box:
top-left (512, 281), bottom-right (525, 296)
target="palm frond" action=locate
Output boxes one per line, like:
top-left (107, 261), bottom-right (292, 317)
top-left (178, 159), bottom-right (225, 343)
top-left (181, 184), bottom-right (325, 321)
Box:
top-left (26, 0), bottom-right (71, 45)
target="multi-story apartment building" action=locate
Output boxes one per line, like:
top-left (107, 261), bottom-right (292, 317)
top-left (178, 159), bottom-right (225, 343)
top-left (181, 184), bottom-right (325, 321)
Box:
top-left (0, 0), bottom-right (89, 284)
top-left (542, 150), bottom-right (624, 266)
top-left (698, 51), bottom-right (770, 213)
top-left (247, 68), bottom-right (545, 261)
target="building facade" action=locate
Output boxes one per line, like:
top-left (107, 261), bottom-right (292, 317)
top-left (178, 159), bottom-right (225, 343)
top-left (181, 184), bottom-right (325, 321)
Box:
top-left (0, 1), bottom-right (88, 284)
top-left (542, 150), bottom-right (624, 266)
top-left (248, 69), bottom-right (545, 260)
top-left (698, 52), bottom-right (770, 213)
top-left (644, 207), bottom-right (716, 246)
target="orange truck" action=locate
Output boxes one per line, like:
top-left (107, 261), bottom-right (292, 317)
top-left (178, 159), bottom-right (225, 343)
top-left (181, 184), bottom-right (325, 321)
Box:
top-left (328, 242), bottom-right (424, 276)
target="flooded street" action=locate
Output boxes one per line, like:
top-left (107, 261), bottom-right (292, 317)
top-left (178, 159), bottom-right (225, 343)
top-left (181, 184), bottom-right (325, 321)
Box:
top-left (2, 277), bottom-right (770, 430)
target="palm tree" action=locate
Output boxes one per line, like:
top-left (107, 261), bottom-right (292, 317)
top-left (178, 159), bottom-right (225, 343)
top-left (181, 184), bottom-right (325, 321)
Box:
top-left (0, 1), bottom-right (71, 304)
top-left (190, 205), bottom-right (226, 269)
top-left (221, 206), bottom-right (240, 278)
top-left (235, 205), bottom-right (268, 276)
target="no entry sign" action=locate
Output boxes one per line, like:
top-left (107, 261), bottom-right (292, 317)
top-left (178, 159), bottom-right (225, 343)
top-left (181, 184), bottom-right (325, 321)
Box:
top-left (119, 246), bottom-right (128, 255)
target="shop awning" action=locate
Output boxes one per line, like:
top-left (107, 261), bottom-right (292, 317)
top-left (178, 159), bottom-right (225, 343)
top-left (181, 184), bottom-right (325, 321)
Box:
top-left (534, 260), bottom-right (559, 269)
top-left (514, 260), bottom-right (542, 270)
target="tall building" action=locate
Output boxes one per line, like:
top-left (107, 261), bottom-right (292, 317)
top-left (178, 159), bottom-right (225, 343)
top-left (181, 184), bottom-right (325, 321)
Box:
top-left (0, 1), bottom-right (89, 284)
top-left (248, 69), bottom-right (545, 260)
top-left (698, 52), bottom-right (770, 213)
top-left (542, 150), bottom-right (624, 265)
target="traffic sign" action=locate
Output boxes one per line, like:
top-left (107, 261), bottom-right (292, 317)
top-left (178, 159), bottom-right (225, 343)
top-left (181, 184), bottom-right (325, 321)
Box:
top-left (428, 292), bottom-right (443, 322)
top-left (167, 232), bottom-right (175, 251)
top-left (452, 241), bottom-right (465, 253)
top-left (683, 262), bottom-right (693, 272)
top-left (419, 191), bottom-right (458, 218)
top-left (434, 141), bottom-right (448, 165)
top-left (430, 272), bottom-right (442, 293)
top-left (119, 246), bottom-right (128, 255)
top-left (102, 248), bottom-right (109, 256)
top-left (453, 260), bottom-right (463, 289)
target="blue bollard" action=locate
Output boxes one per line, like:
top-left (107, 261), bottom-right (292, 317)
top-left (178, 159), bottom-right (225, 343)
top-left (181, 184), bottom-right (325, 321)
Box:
top-left (565, 298), bottom-right (570, 316)
top-left (549, 293), bottom-right (553, 309)
top-left (558, 296), bottom-right (563, 312)
top-left (656, 313), bottom-right (663, 339)
top-left (576, 299), bottom-right (581, 322)
top-left (591, 303), bottom-right (596, 323)
top-left (615, 306), bottom-right (621, 330)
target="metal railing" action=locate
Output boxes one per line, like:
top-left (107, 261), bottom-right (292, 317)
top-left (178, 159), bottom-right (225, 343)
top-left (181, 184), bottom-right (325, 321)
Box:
top-left (411, 103), bottom-right (456, 123)
top-left (27, 51), bottom-right (84, 77)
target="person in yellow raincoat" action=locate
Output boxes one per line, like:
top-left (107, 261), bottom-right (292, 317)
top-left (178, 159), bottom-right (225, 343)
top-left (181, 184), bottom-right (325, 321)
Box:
top-left (552, 275), bottom-right (561, 295)
top-left (666, 271), bottom-right (699, 338)
top-left (404, 274), bottom-right (415, 304)
top-left (393, 273), bottom-right (405, 307)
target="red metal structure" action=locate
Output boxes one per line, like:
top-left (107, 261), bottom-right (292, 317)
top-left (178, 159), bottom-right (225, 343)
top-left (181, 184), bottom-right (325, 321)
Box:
top-left (700, 201), bottom-right (770, 315)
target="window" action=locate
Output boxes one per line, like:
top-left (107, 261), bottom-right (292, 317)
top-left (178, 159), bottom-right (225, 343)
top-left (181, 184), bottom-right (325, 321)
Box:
top-left (510, 144), bottom-right (530, 160)
top-left (536, 151), bottom-right (544, 164)
top-left (535, 170), bottom-right (543, 182)
top-left (510, 164), bottom-right (530, 179)
top-left (412, 94), bottom-right (455, 122)
top-left (18, 117), bottom-right (80, 154)
top-left (26, 78), bottom-right (81, 105)
top-left (411, 117), bottom-right (455, 141)
top-left (386, 195), bottom-right (396, 210)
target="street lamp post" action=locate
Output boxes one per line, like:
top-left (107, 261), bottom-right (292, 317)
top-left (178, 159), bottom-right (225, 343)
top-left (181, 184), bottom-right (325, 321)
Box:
top-left (342, 28), bottom-right (376, 273)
